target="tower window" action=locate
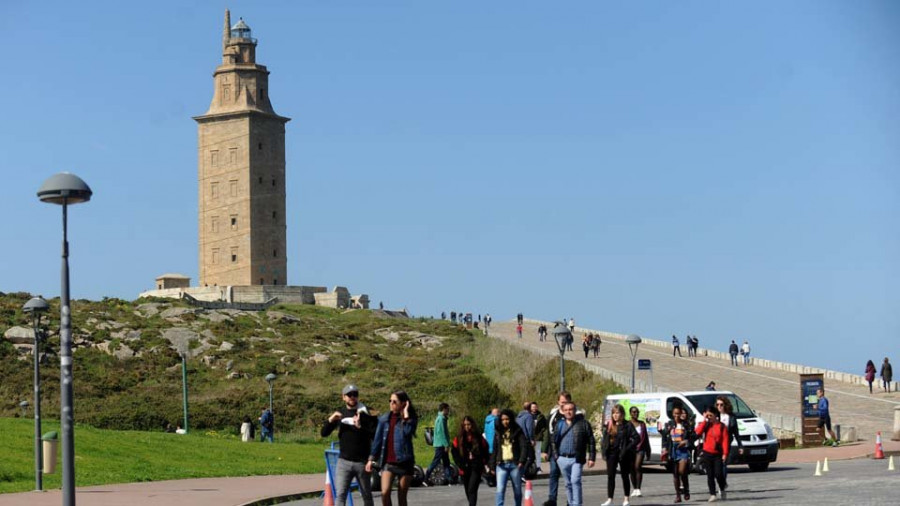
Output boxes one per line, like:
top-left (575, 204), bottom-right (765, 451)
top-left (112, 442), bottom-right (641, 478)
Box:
top-left (272, 211), bottom-right (277, 219)
top-left (273, 249), bottom-right (277, 258)
top-left (211, 216), bottom-right (219, 233)
top-left (258, 176), bottom-right (263, 184)
top-left (230, 215), bottom-right (237, 230)
top-left (259, 88), bottom-right (265, 100)
top-left (212, 248), bottom-right (220, 264)
top-left (273, 279), bottom-right (277, 285)
top-left (272, 178), bottom-right (276, 187)
top-left (211, 182), bottom-right (219, 199)
top-left (229, 179), bottom-right (238, 197)
top-left (210, 150), bottom-right (219, 167)
top-left (231, 247), bottom-right (238, 263)
top-left (229, 148), bottom-right (237, 164)
top-left (260, 277), bottom-right (264, 285)
top-left (258, 143), bottom-right (263, 150)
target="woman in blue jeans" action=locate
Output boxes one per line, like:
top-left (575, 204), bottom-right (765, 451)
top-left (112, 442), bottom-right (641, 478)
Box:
top-left (488, 409), bottom-right (531, 506)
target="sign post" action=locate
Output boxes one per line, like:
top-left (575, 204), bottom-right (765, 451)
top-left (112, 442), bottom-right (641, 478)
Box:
top-left (638, 359), bottom-right (653, 392)
top-left (800, 373), bottom-right (825, 446)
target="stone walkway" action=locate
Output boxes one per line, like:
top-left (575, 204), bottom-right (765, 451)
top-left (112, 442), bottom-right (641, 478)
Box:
top-left (489, 320), bottom-right (900, 441)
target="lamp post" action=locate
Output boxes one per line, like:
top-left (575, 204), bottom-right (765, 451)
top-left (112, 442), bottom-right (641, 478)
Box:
top-left (181, 353), bottom-right (189, 434)
top-left (626, 334), bottom-right (642, 393)
top-left (24, 296), bottom-right (49, 491)
top-left (38, 172), bottom-right (92, 506)
top-left (265, 373), bottom-right (277, 439)
top-left (551, 323), bottom-right (572, 392)
top-left (19, 400), bottom-right (30, 417)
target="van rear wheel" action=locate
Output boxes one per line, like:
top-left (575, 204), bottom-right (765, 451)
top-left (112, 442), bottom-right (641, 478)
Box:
top-left (748, 462), bottom-right (770, 472)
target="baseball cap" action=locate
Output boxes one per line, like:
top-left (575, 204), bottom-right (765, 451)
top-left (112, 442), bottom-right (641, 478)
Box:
top-left (342, 384), bottom-right (359, 396)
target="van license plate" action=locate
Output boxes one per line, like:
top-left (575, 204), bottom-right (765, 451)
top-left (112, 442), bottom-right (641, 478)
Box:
top-left (750, 449), bottom-right (767, 455)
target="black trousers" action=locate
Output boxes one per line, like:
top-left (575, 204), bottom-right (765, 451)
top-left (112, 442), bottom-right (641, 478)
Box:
top-left (461, 468), bottom-right (482, 506)
top-left (701, 452), bottom-right (727, 495)
top-left (605, 451), bottom-right (633, 498)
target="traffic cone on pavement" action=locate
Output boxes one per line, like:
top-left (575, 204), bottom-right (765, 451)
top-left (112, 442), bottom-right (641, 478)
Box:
top-left (814, 460), bottom-right (822, 476)
top-left (323, 467), bottom-right (335, 506)
top-left (875, 432), bottom-right (885, 459)
top-left (822, 457), bottom-right (829, 472)
top-left (889, 456), bottom-right (895, 471)
top-left (523, 479), bottom-right (534, 506)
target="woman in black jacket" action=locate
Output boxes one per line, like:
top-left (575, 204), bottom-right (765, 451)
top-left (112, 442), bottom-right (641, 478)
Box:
top-left (628, 406), bottom-right (652, 498)
top-left (451, 416), bottom-right (490, 506)
top-left (601, 404), bottom-right (640, 506)
top-left (716, 395), bottom-right (743, 485)
top-left (489, 409), bottom-right (531, 506)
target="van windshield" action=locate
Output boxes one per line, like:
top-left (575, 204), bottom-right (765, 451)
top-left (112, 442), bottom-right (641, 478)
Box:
top-left (685, 393), bottom-right (755, 419)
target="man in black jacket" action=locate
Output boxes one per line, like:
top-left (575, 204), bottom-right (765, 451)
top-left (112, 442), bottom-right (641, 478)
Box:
top-left (548, 402), bottom-right (595, 506)
top-left (321, 385), bottom-right (377, 506)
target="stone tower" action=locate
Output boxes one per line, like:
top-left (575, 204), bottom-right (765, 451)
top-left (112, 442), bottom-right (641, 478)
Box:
top-left (195, 10), bottom-right (290, 287)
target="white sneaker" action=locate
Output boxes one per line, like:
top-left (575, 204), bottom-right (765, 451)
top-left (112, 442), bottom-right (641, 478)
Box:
top-left (623, 499), bottom-right (630, 506)
top-left (601, 500), bottom-right (613, 506)
top-left (631, 488), bottom-right (642, 497)
top-left (708, 495), bottom-right (719, 502)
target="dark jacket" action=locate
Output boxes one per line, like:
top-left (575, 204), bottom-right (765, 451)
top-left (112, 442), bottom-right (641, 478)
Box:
top-left (600, 420), bottom-right (639, 460)
top-left (451, 433), bottom-right (489, 476)
top-left (548, 415), bottom-right (596, 464)
top-left (882, 362), bottom-right (893, 382)
top-left (660, 419), bottom-right (696, 456)
top-left (533, 411), bottom-right (548, 443)
top-left (370, 412), bottom-right (418, 467)
top-left (723, 414), bottom-right (744, 463)
top-left (321, 404), bottom-right (377, 462)
top-left (729, 342), bottom-right (739, 355)
top-left (542, 405), bottom-right (583, 450)
top-left (631, 420), bottom-right (651, 458)
top-left (489, 420), bottom-right (532, 469)
top-left (516, 410), bottom-right (534, 441)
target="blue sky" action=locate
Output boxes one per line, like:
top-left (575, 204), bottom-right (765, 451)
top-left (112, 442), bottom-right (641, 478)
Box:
top-left (1, 1), bottom-right (897, 374)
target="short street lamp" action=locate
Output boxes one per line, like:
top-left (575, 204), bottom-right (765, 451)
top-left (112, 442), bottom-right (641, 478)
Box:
top-left (626, 334), bottom-right (642, 393)
top-left (38, 171), bottom-right (92, 506)
top-left (265, 373), bottom-right (277, 438)
top-left (552, 324), bottom-right (572, 392)
top-left (23, 296), bottom-right (49, 491)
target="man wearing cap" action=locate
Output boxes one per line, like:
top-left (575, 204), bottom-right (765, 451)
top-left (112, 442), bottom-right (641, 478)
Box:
top-left (322, 385), bottom-right (377, 506)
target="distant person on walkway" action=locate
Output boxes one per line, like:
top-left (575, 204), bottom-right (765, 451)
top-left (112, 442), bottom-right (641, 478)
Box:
top-left (240, 415), bottom-right (255, 442)
top-left (451, 311), bottom-right (457, 324)
top-left (566, 332), bottom-right (574, 352)
top-left (441, 311), bottom-right (446, 320)
top-left (549, 402), bottom-right (595, 506)
top-left (705, 381), bottom-right (717, 391)
top-left (322, 384), bottom-right (377, 506)
top-left (567, 318), bottom-right (575, 334)
top-left (485, 314), bottom-right (492, 328)
top-left (815, 388), bottom-right (838, 447)
top-left (741, 340), bottom-right (751, 365)
top-left (661, 404), bottom-right (696, 503)
top-left (692, 336), bottom-right (700, 356)
top-left (259, 406), bottom-right (274, 442)
top-left (426, 403), bottom-right (452, 485)
top-left (379, 301), bottom-right (384, 310)
top-left (728, 341), bottom-right (739, 367)
top-left (531, 402), bottom-right (548, 473)
top-left (716, 396), bottom-right (744, 483)
top-left (881, 357), bottom-right (893, 393)
top-left (516, 324), bottom-right (523, 339)
top-left (582, 334), bottom-right (591, 358)
top-left (451, 416), bottom-right (490, 506)
top-left (600, 404), bottom-right (638, 506)
top-left (489, 408), bottom-right (531, 506)
top-left (695, 406), bottom-right (729, 502)
top-left (865, 360), bottom-right (877, 394)
top-left (672, 335), bottom-right (682, 357)
top-left (686, 335), bottom-right (694, 357)
top-left (541, 391), bottom-right (581, 506)
top-left (367, 390), bottom-right (418, 506)
top-left (591, 334), bottom-right (601, 358)
top-left (628, 406), bottom-right (651, 498)
top-left (517, 313), bottom-right (524, 325)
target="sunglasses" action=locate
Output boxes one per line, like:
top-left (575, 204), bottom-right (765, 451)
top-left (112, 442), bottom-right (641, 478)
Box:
top-left (390, 399), bottom-right (400, 404)
top-left (716, 402), bottom-right (724, 406)
top-left (345, 392), bottom-right (358, 397)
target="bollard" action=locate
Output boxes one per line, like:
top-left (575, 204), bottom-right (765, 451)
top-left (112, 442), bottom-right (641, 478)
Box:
top-left (893, 406), bottom-right (900, 441)
top-left (835, 424), bottom-right (841, 442)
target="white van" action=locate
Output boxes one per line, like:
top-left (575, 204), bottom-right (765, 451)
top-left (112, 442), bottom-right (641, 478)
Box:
top-left (602, 391), bottom-right (778, 471)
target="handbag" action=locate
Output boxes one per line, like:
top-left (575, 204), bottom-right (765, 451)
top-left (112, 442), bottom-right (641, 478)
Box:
top-left (424, 427), bottom-right (434, 446)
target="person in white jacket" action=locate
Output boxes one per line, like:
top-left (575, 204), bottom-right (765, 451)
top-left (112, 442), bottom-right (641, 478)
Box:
top-left (741, 341), bottom-right (751, 365)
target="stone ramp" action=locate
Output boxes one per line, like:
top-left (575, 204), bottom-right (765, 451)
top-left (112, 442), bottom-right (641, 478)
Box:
top-left (489, 320), bottom-right (900, 441)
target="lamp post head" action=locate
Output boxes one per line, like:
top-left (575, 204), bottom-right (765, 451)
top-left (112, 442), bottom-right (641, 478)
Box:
top-left (19, 400), bottom-right (29, 409)
top-left (626, 334), bottom-right (642, 358)
top-left (265, 373), bottom-right (277, 384)
top-left (37, 172), bottom-right (92, 205)
top-left (552, 325), bottom-right (571, 354)
top-left (23, 297), bottom-right (50, 315)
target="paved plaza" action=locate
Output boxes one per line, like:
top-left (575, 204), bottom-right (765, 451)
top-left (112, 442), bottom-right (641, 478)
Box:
top-left (281, 459), bottom-right (899, 506)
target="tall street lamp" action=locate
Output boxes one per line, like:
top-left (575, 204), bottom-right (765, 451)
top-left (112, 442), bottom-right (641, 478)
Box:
top-left (551, 324), bottom-right (572, 392)
top-left (626, 334), bottom-right (642, 393)
top-left (265, 373), bottom-right (277, 439)
top-left (38, 172), bottom-right (92, 506)
top-left (181, 352), bottom-right (189, 434)
top-left (24, 296), bottom-right (49, 491)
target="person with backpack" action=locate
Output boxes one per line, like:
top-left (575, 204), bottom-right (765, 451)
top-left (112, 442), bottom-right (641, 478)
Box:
top-left (661, 404), bottom-right (696, 503)
top-left (541, 392), bottom-right (581, 506)
top-left (628, 406), bottom-right (651, 498)
top-left (425, 403), bottom-right (452, 485)
top-left (695, 406), bottom-right (730, 502)
top-left (547, 402), bottom-right (595, 506)
top-left (489, 409), bottom-right (531, 506)
top-left (728, 341), bottom-right (739, 367)
top-left (451, 416), bottom-right (490, 506)
top-left (600, 404), bottom-right (639, 506)
top-left (259, 406), bottom-right (274, 442)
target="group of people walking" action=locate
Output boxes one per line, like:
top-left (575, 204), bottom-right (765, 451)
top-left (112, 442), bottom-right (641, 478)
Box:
top-left (864, 357), bottom-right (893, 394)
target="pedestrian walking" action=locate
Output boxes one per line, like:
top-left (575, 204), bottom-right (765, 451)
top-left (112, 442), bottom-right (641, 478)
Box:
top-left (728, 340), bottom-right (739, 367)
top-left (692, 336), bottom-right (700, 356)
top-left (531, 402), bottom-right (548, 473)
top-left (566, 333), bottom-right (574, 352)
top-left (672, 335), bottom-right (682, 357)
top-left (259, 406), bottom-right (274, 442)
top-left (516, 324), bottom-right (523, 339)
top-left (695, 406), bottom-right (729, 502)
top-left (582, 334), bottom-right (591, 358)
top-left (489, 408), bottom-right (531, 506)
top-left (517, 313), bottom-right (524, 325)
top-left (547, 402), bottom-right (595, 506)
top-left (541, 391), bottom-right (581, 506)
top-left (865, 360), bottom-right (877, 394)
top-left (486, 314), bottom-right (492, 328)
top-left (741, 340), bottom-right (751, 365)
top-left (322, 384), bottom-right (378, 506)
top-left (484, 408), bottom-right (499, 454)
top-left (451, 416), bottom-right (490, 506)
top-left (367, 390), bottom-right (418, 506)
top-left (567, 318), bottom-right (575, 334)
top-left (240, 415), bottom-right (255, 442)
top-left (815, 388), bottom-right (839, 446)
top-left (881, 357), bottom-right (893, 393)
top-left (425, 403), bottom-right (452, 485)
top-left (600, 404), bottom-right (639, 506)
top-left (661, 404), bottom-right (696, 503)
top-left (591, 334), bottom-right (601, 358)
top-left (628, 406), bottom-right (651, 498)
top-left (538, 324), bottom-right (547, 342)
top-left (716, 396), bottom-right (744, 484)
top-left (686, 335), bottom-right (694, 357)
top-left (516, 402), bottom-right (535, 450)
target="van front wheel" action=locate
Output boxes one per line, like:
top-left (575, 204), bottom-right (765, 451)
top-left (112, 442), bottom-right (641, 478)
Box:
top-left (748, 462), bottom-right (770, 472)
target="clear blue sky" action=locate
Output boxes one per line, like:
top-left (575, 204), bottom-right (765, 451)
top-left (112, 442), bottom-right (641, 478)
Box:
top-left (1, 1), bottom-right (897, 374)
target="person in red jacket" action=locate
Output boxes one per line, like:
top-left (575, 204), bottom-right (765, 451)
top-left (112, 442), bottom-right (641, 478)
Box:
top-left (695, 406), bottom-right (729, 502)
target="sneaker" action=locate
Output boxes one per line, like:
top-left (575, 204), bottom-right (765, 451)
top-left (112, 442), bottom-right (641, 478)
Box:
top-left (601, 500), bottom-right (613, 506)
top-left (674, 495), bottom-right (683, 503)
top-left (685, 493), bottom-right (691, 501)
top-left (708, 495), bottom-right (718, 502)
top-left (720, 490), bottom-right (727, 500)
top-left (623, 499), bottom-right (630, 506)
top-left (832, 441), bottom-right (840, 447)
top-left (632, 489), bottom-right (642, 497)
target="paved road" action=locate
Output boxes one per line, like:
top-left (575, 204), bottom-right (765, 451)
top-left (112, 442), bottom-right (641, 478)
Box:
top-left (281, 459), bottom-right (899, 506)
top-left (490, 320), bottom-right (900, 441)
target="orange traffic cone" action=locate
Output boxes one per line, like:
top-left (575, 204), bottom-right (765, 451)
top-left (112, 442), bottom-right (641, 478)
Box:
top-left (875, 431), bottom-right (885, 459)
top-left (323, 467), bottom-right (335, 506)
top-left (523, 479), bottom-right (534, 506)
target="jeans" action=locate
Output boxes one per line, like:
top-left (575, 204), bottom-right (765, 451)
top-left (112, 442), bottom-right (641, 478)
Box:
top-left (335, 458), bottom-right (374, 506)
top-left (556, 457), bottom-right (583, 506)
top-left (547, 454), bottom-right (560, 502)
top-left (533, 442), bottom-right (542, 470)
top-left (743, 352), bottom-right (750, 365)
top-left (495, 462), bottom-right (522, 506)
top-left (730, 353), bottom-right (738, 366)
top-left (261, 428), bottom-right (273, 443)
top-left (426, 446), bottom-right (451, 483)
